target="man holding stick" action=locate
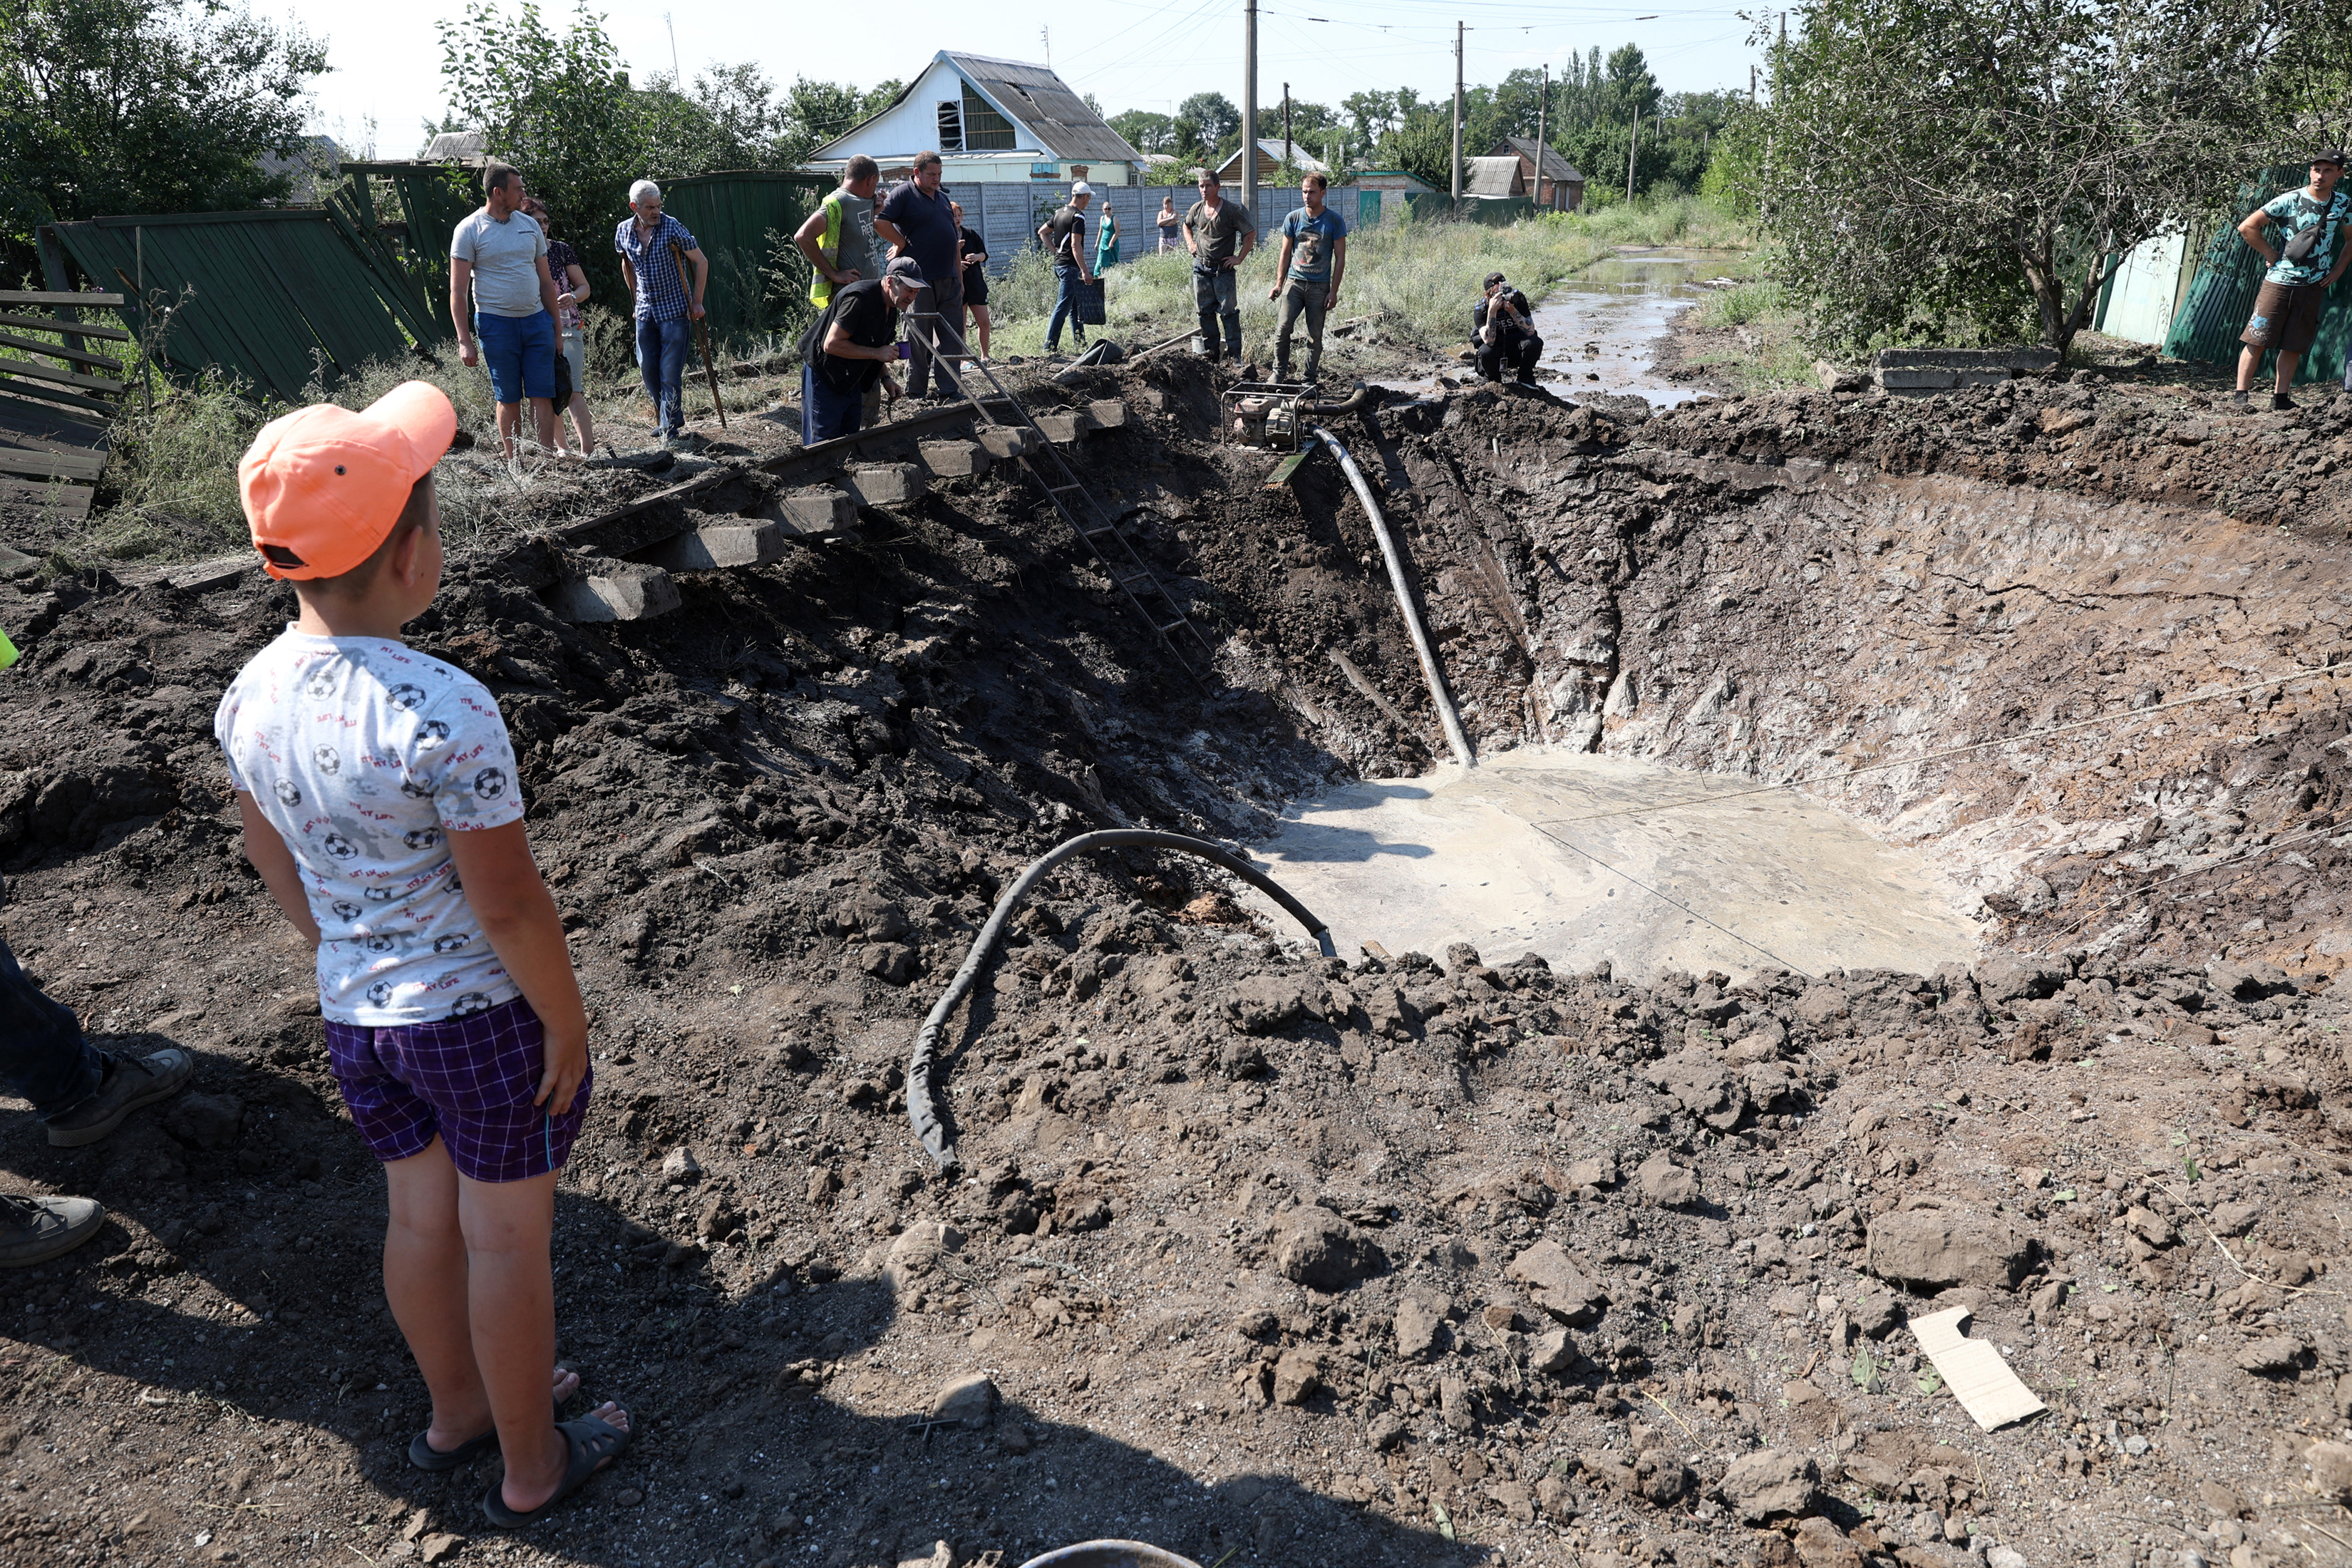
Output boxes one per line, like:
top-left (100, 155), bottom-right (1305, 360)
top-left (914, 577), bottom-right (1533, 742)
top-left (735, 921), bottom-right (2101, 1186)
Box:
top-left (614, 180), bottom-right (710, 450)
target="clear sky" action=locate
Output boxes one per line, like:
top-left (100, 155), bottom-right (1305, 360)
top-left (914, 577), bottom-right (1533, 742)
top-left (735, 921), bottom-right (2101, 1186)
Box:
top-left (287, 0), bottom-right (1764, 159)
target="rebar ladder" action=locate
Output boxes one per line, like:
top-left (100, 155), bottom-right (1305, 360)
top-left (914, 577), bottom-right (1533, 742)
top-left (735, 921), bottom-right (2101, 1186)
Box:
top-left (907, 309), bottom-right (1217, 686)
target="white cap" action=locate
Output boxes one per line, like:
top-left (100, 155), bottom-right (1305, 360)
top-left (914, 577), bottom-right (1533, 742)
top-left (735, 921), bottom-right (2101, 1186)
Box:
top-left (629, 179), bottom-right (662, 206)
top-left (1070, 180), bottom-right (1095, 198)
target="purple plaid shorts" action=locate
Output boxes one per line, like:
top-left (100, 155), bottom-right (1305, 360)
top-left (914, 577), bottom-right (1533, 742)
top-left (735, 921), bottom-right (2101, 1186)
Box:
top-left (323, 997), bottom-right (592, 1184)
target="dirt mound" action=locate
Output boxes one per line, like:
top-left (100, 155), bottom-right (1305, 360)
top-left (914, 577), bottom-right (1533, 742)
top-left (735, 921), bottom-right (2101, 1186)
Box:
top-left (7, 363), bottom-right (2352, 1568)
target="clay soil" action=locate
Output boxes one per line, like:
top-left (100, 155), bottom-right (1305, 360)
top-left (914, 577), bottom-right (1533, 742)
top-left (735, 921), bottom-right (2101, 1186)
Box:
top-left (11, 361), bottom-right (2352, 1568)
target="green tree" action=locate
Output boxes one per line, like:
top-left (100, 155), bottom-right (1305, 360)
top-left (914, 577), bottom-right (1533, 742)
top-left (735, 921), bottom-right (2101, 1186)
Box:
top-left (1177, 91), bottom-right (1242, 155)
top-left (0, 0), bottom-right (327, 273)
top-left (1759, 0), bottom-right (2298, 353)
top-left (1109, 109), bottom-right (1176, 156)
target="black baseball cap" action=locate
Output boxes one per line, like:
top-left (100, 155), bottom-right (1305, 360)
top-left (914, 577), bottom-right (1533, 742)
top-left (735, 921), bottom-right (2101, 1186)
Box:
top-left (1484, 272), bottom-right (1506, 287)
top-left (2318, 150), bottom-right (2348, 168)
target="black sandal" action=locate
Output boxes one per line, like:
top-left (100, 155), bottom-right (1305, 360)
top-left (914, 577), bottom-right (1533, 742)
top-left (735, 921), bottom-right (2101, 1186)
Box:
top-left (407, 1395), bottom-right (569, 1472)
top-left (479, 1412), bottom-right (633, 1526)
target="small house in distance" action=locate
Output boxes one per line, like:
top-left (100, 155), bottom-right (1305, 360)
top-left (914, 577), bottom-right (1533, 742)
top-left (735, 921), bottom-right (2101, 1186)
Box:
top-left (804, 52), bottom-right (1145, 185)
top-left (1212, 140), bottom-right (1334, 186)
top-left (1488, 138), bottom-right (1583, 210)
top-left (1464, 156), bottom-right (1527, 200)
top-left (1351, 167), bottom-right (1438, 225)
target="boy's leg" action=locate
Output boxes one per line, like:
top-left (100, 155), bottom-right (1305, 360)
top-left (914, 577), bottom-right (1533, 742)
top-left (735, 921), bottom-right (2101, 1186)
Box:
top-left (460, 1168), bottom-right (632, 1512)
top-left (386, 1141), bottom-right (580, 1455)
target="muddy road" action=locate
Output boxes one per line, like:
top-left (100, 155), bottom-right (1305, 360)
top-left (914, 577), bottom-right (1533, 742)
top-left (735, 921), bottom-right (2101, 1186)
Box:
top-left (7, 359), bottom-right (2352, 1568)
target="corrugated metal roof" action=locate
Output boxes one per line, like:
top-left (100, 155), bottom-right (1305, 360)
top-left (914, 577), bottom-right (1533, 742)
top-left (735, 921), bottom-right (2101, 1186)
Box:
top-left (1465, 157), bottom-right (1525, 198)
top-left (1215, 140), bottom-right (1333, 177)
top-left (945, 54), bottom-right (1143, 165)
top-left (423, 130), bottom-right (489, 163)
top-left (1495, 138), bottom-right (1582, 184)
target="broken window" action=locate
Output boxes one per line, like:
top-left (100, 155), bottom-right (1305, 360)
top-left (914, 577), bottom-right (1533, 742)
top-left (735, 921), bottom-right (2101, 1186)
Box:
top-left (962, 87), bottom-right (1015, 150)
top-left (937, 99), bottom-right (964, 152)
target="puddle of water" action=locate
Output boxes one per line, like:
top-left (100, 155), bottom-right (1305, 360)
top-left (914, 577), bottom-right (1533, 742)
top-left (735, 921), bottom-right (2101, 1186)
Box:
top-left (1374, 246), bottom-right (1735, 406)
top-left (1240, 751), bottom-right (1982, 984)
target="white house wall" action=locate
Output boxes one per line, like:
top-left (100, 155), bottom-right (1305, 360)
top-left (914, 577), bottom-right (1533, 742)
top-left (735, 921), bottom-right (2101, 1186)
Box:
top-left (846, 61), bottom-right (1046, 161)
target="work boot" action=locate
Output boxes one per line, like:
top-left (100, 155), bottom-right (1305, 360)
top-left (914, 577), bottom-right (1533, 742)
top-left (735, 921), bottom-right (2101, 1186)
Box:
top-left (2271, 392), bottom-right (2299, 412)
top-left (1, 1193), bottom-right (105, 1269)
top-left (45, 1047), bottom-right (194, 1147)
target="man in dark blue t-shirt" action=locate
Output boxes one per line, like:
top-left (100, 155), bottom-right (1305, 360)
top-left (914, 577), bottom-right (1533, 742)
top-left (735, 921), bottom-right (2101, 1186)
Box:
top-left (879, 152), bottom-right (966, 401)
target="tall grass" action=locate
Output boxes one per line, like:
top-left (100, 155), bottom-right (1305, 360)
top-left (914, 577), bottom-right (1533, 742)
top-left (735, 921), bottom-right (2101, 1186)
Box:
top-left (978, 195), bottom-right (1755, 361)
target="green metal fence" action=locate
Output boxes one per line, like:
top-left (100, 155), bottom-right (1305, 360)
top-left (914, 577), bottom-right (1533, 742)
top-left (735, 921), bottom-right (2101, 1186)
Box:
top-left (657, 170), bottom-right (831, 351)
top-left (344, 161), bottom-right (481, 340)
top-left (43, 210), bottom-right (436, 402)
top-left (2164, 163), bottom-right (2351, 387)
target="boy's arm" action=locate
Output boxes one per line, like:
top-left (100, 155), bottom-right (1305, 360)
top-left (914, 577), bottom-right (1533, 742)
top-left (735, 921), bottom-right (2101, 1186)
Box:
top-left (237, 791), bottom-right (321, 948)
top-left (445, 821), bottom-right (590, 1115)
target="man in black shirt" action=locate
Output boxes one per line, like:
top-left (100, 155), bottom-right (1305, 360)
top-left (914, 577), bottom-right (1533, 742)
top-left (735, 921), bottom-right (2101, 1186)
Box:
top-left (800, 255), bottom-right (922, 443)
top-left (1038, 182), bottom-right (1095, 354)
top-left (1183, 167), bottom-right (1257, 362)
top-left (1474, 272), bottom-right (1542, 386)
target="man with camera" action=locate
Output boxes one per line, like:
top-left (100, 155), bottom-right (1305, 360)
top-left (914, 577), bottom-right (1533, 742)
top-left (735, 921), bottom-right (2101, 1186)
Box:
top-left (1475, 272), bottom-right (1543, 387)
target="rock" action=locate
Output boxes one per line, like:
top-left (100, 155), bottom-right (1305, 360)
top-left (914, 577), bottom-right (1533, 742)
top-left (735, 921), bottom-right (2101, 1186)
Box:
top-left (1227, 974), bottom-right (1309, 1033)
top-left (2209, 959), bottom-right (2294, 1001)
top-left (1793, 1517), bottom-right (1866, 1568)
top-left (2211, 1201), bottom-right (2259, 1237)
top-left (1530, 1327), bottom-right (1579, 1375)
top-left (1272, 1348), bottom-right (1321, 1405)
top-left (1367, 1411), bottom-right (1406, 1450)
top-left (163, 1092), bottom-right (242, 1151)
top-left (661, 1147), bottom-right (702, 1184)
top-left (1853, 1290), bottom-right (1904, 1339)
top-left (1715, 1448), bottom-right (1820, 1524)
top-left (1393, 1297), bottom-right (1446, 1360)
top-left (418, 1535), bottom-right (463, 1564)
top-left (641, 522), bottom-right (785, 572)
top-left (1864, 1207), bottom-right (2030, 1289)
top-left (1561, 1155), bottom-right (1617, 1189)
top-left (884, 1221), bottom-right (965, 1293)
top-left (1443, 942), bottom-right (1484, 974)
top-left (1440, 1373), bottom-right (1477, 1433)
top-left (1635, 1152), bottom-right (1699, 1207)
top-left (930, 1373), bottom-right (996, 1428)
top-left (847, 463), bottom-right (927, 507)
top-left (1272, 1206), bottom-right (1387, 1291)
top-left (2237, 1334), bottom-right (2308, 1376)
top-left (1975, 952), bottom-right (2068, 1003)
top-left (695, 1196), bottom-right (741, 1242)
top-left (2125, 1205), bottom-right (2177, 1248)
top-left (1646, 1048), bottom-right (1744, 1129)
top-left (1506, 1239), bottom-right (1609, 1326)
top-left (1986, 1549), bottom-right (2031, 1568)
top-left (1535, 1472), bottom-right (1577, 1519)
top-left (2295, 1438), bottom-right (2352, 1504)
top-left (1636, 1450), bottom-right (1691, 1507)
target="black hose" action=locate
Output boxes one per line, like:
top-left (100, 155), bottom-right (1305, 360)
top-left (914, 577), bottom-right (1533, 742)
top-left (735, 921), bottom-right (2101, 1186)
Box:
top-left (904, 829), bottom-right (1338, 1175)
top-left (1308, 381), bottom-right (1379, 416)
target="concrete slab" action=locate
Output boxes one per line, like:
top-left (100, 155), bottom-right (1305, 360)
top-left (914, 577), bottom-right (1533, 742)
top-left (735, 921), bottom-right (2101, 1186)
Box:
top-left (918, 439), bottom-right (991, 478)
top-left (849, 463), bottom-right (927, 507)
top-left (1086, 399), bottom-right (1128, 429)
top-left (773, 488), bottom-right (857, 535)
top-left (1033, 410), bottom-right (1089, 445)
top-left (641, 522), bottom-right (786, 572)
top-left (976, 425), bottom-right (1038, 459)
top-left (551, 564), bottom-right (681, 623)
top-left (1239, 751), bottom-right (1980, 984)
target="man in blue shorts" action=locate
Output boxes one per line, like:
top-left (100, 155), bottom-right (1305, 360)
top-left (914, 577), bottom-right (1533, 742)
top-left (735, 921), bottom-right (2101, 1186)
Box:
top-left (450, 163), bottom-right (564, 458)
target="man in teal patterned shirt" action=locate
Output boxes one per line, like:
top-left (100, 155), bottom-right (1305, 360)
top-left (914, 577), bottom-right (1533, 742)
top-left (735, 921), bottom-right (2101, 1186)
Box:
top-left (2234, 151), bottom-right (2348, 413)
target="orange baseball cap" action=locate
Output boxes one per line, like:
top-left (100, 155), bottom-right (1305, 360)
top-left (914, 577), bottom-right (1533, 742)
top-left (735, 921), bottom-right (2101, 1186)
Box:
top-left (239, 381), bottom-right (457, 579)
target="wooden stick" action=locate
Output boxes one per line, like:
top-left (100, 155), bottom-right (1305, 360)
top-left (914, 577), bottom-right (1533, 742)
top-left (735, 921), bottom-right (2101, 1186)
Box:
top-left (672, 240), bottom-right (726, 429)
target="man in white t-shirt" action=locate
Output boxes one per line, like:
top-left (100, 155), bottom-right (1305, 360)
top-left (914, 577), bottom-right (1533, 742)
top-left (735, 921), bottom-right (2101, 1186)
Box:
top-left (450, 163), bottom-right (565, 458)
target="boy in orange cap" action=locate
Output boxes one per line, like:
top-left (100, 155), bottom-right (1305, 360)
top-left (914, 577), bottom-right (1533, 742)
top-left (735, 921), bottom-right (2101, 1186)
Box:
top-left (212, 382), bottom-right (634, 1525)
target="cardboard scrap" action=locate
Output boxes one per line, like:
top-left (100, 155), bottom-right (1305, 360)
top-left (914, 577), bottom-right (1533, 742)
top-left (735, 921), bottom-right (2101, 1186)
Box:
top-left (1909, 1305), bottom-right (2045, 1431)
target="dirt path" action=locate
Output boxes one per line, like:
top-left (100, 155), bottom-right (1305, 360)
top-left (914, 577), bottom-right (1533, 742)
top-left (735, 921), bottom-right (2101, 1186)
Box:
top-left (6, 363), bottom-right (2352, 1568)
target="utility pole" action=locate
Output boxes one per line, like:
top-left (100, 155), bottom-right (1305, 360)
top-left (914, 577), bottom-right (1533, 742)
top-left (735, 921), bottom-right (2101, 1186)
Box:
top-left (1041, 26), bottom-right (1051, 66)
top-left (1244, 0), bottom-right (1259, 218)
top-left (1535, 63), bottom-right (1549, 208)
top-left (664, 11), bottom-right (679, 87)
top-left (1626, 106), bottom-right (1639, 202)
top-left (1451, 21), bottom-right (1464, 208)
top-left (1284, 83), bottom-right (1292, 170)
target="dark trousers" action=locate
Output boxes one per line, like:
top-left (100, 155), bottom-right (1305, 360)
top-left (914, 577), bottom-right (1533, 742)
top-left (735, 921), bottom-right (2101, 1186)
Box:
top-left (907, 275), bottom-right (966, 399)
top-left (1, 936), bottom-right (102, 1120)
top-left (802, 363), bottom-right (865, 445)
top-left (1047, 264), bottom-right (1089, 351)
top-left (1479, 332), bottom-right (1544, 383)
top-left (1193, 266), bottom-right (1242, 359)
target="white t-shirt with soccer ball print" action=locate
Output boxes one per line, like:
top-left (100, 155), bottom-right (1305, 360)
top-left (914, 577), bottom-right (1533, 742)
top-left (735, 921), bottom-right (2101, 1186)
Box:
top-left (215, 628), bottom-right (527, 1027)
